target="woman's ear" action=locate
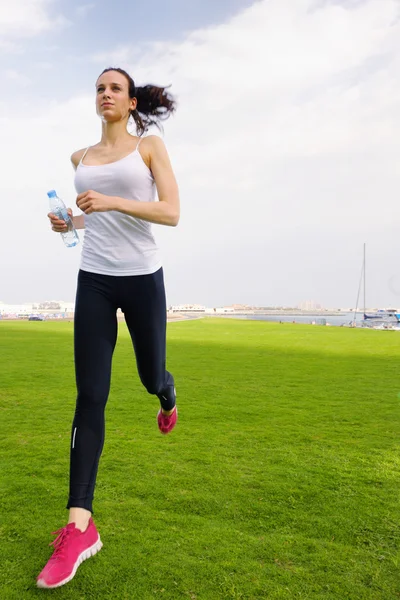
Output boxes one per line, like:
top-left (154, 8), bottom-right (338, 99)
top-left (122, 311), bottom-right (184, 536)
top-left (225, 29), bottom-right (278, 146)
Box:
top-left (130, 97), bottom-right (138, 112)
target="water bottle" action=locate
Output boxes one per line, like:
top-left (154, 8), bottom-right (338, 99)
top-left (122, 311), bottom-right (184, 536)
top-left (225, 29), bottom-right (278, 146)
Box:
top-left (47, 190), bottom-right (79, 248)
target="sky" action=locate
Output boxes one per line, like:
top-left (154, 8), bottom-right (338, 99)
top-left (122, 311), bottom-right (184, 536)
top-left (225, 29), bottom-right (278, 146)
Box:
top-left (1, 0), bottom-right (400, 309)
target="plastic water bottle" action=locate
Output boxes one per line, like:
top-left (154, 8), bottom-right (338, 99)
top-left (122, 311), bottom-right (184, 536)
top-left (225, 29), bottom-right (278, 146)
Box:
top-left (47, 190), bottom-right (79, 247)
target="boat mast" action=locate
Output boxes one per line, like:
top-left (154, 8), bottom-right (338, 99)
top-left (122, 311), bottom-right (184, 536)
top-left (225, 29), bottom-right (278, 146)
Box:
top-left (363, 243), bottom-right (366, 316)
top-left (353, 245), bottom-right (364, 326)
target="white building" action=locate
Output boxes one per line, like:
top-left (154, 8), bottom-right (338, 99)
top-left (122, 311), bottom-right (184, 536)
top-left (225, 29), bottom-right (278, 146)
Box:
top-left (297, 300), bottom-right (323, 311)
top-left (0, 302), bottom-right (34, 316)
top-left (0, 300), bottom-right (75, 317)
top-left (170, 304), bottom-right (206, 312)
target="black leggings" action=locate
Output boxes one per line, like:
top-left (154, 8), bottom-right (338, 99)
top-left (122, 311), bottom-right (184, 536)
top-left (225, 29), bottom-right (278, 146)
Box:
top-left (66, 268), bottom-right (176, 514)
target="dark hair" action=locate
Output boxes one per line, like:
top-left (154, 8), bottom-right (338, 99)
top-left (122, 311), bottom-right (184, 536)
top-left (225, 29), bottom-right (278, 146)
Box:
top-left (99, 67), bottom-right (176, 136)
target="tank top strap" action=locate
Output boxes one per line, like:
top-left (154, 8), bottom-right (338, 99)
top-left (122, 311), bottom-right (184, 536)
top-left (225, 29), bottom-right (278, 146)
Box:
top-left (135, 137), bottom-right (144, 152)
top-left (80, 147), bottom-right (90, 164)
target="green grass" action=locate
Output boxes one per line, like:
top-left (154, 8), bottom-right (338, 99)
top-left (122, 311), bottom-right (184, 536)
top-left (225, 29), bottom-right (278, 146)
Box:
top-left (0, 318), bottom-right (399, 599)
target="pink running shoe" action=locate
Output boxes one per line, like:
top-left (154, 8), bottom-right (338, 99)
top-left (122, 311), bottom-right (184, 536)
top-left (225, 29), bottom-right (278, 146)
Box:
top-left (157, 405), bottom-right (178, 434)
top-left (36, 518), bottom-right (102, 589)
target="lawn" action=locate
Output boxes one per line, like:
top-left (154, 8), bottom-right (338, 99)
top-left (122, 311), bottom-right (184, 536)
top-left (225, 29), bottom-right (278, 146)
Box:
top-left (0, 318), bottom-right (399, 599)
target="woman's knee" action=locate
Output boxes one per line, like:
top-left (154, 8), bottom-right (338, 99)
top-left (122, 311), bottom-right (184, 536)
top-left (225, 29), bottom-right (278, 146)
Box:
top-left (141, 371), bottom-right (174, 396)
top-left (75, 385), bottom-right (109, 411)
top-left (142, 379), bottom-right (164, 395)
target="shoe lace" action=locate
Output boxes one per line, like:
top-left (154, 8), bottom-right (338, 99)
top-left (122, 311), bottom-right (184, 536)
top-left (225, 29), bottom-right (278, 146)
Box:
top-left (49, 524), bottom-right (75, 560)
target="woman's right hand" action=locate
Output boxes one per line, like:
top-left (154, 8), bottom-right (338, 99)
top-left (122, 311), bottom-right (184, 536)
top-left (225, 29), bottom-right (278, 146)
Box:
top-left (48, 208), bottom-right (73, 232)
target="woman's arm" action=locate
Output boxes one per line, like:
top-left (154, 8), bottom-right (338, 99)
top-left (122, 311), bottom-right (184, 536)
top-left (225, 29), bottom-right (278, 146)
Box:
top-left (72, 214), bottom-right (85, 229)
top-left (70, 149), bottom-right (87, 229)
top-left (117, 135), bottom-right (180, 226)
top-left (76, 137), bottom-right (180, 227)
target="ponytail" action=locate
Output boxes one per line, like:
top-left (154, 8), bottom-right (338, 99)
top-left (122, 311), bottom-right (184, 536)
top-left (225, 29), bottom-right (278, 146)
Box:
top-left (133, 84), bottom-right (175, 136)
top-left (99, 68), bottom-right (176, 136)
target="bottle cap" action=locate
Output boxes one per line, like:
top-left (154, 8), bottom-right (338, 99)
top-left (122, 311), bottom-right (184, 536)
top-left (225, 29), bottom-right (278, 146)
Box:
top-left (47, 190), bottom-right (57, 198)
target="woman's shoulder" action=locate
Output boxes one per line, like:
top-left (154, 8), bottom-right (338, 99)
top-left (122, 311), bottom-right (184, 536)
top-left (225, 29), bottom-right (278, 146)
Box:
top-left (70, 147), bottom-right (91, 169)
top-left (137, 135), bottom-right (167, 170)
top-left (139, 135), bottom-right (166, 151)
top-left (139, 135), bottom-right (168, 160)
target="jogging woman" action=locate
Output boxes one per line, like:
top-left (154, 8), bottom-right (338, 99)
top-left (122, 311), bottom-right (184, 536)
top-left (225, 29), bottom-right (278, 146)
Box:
top-left (36, 67), bottom-right (180, 589)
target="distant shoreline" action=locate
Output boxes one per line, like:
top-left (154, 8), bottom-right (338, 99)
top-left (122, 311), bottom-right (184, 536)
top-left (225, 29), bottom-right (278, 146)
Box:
top-left (169, 310), bottom-right (348, 317)
top-left (0, 310), bottom-right (378, 324)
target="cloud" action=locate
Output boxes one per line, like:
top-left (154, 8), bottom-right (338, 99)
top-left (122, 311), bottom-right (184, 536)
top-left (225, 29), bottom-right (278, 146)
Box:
top-left (1, 0), bottom-right (400, 307)
top-left (76, 3), bottom-right (95, 18)
top-left (91, 45), bottom-right (137, 65)
top-left (0, 39), bottom-right (23, 53)
top-left (0, 0), bottom-right (69, 41)
top-left (4, 68), bottom-right (31, 86)
top-left (91, 0), bottom-right (400, 162)
top-left (34, 61), bottom-right (54, 70)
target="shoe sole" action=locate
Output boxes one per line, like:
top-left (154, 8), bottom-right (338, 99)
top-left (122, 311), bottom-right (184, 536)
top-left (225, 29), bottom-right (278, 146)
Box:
top-left (36, 536), bottom-right (103, 589)
top-left (157, 406), bottom-right (178, 434)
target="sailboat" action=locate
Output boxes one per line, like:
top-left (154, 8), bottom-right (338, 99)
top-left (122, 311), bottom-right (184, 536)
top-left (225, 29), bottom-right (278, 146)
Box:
top-left (353, 244), bottom-right (400, 328)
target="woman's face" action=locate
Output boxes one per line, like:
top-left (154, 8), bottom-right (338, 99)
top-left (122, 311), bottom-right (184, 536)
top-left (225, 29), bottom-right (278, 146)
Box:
top-left (95, 70), bottom-right (137, 122)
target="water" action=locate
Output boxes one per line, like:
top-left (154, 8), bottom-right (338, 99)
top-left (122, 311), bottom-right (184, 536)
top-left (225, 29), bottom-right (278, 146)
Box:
top-left (48, 190), bottom-right (80, 248)
top-left (213, 312), bottom-right (365, 327)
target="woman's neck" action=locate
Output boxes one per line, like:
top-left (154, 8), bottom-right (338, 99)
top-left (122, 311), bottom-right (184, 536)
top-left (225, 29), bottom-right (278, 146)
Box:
top-left (100, 120), bottom-right (133, 147)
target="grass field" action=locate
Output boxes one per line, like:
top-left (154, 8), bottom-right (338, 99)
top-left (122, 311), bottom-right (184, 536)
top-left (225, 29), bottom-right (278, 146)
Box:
top-left (0, 318), bottom-right (399, 599)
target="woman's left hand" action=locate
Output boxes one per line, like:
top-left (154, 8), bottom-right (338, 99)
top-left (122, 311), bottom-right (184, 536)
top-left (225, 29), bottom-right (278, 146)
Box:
top-left (76, 190), bottom-right (116, 214)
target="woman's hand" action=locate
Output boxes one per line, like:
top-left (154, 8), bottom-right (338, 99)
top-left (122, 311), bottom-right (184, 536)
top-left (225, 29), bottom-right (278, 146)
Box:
top-left (76, 190), bottom-right (116, 215)
top-left (48, 208), bottom-right (73, 232)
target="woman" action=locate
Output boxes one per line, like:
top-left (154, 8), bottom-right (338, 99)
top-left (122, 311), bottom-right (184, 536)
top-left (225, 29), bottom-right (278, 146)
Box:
top-left (37, 67), bottom-right (180, 589)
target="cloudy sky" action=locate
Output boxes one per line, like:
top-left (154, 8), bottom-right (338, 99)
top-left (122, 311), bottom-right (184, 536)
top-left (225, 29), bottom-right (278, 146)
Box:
top-left (1, 0), bottom-right (399, 308)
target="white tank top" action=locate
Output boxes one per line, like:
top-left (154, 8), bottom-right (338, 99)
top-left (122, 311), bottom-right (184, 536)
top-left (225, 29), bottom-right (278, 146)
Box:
top-left (74, 139), bottom-right (162, 276)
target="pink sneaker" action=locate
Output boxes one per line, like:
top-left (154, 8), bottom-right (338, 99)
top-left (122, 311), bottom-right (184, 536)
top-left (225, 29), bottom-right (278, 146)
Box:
top-left (36, 518), bottom-right (102, 589)
top-left (157, 406), bottom-right (178, 434)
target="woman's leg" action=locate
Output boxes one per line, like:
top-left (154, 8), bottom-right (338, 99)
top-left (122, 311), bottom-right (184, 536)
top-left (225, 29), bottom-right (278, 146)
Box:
top-left (120, 268), bottom-right (176, 411)
top-left (67, 270), bottom-right (118, 523)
